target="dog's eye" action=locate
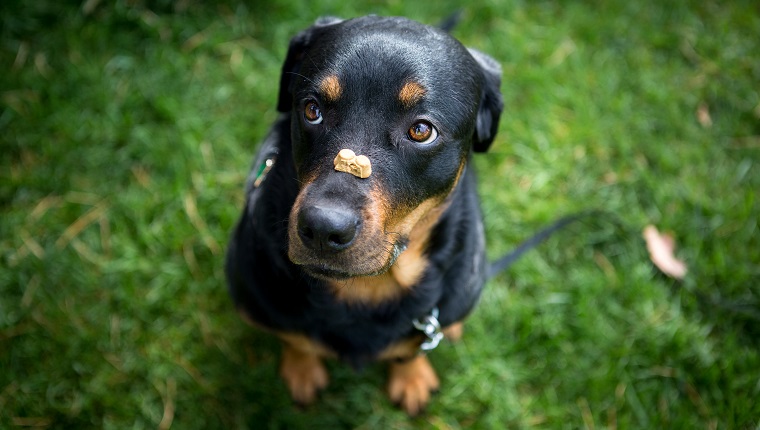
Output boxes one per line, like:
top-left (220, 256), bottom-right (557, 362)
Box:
top-left (304, 101), bottom-right (323, 124)
top-left (408, 121), bottom-right (438, 144)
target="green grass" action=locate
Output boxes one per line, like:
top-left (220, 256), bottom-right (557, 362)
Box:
top-left (2, 1), bottom-right (759, 428)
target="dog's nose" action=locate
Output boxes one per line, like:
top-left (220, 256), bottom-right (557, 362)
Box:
top-left (297, 205), bottom-right (359, 252)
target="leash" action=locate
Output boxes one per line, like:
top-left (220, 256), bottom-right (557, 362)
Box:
top-left (487, 210), bottom-right (608, 279)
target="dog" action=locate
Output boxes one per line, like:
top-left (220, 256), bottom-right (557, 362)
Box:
top-left (225, 15), bottom-right (503, 415)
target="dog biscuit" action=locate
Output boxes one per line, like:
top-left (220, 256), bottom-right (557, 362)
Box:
top-left (334, 149), bottom-right (372, 179)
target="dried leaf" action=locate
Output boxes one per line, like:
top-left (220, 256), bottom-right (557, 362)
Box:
top-left (643, 225), bottom-right (688, 279)
top-left (697, 102), bottom-right (712, 128)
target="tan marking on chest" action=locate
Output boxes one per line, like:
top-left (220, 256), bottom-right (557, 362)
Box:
top-left (388, 197), bottom-right (451, 287)
top-left (328, 272), bottom-right (408, 304)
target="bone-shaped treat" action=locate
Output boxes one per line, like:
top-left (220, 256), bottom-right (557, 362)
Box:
top-left (333, 149), bottom-right (372, 179)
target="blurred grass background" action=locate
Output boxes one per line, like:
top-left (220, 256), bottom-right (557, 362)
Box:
top-left (1, 0), bottom-right (758, 428)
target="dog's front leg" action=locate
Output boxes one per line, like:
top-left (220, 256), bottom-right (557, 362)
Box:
top-left (387, 355), bottom-right (440, 416)
top-left (279, 341), bottom-right (329, 405)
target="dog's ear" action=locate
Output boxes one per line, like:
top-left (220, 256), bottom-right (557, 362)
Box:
top-left (468, 48), bottom-right (504, 152)
top-left (277, 17), bottom-right (343, 113)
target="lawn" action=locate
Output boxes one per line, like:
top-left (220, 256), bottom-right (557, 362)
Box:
top-left (1, 0), bottom-right (758, 428)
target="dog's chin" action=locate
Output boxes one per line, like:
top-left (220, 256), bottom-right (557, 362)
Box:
top-left (294, 242), bottom-right (408, 281)
top-left (300, 265), bottom-right (359, 281)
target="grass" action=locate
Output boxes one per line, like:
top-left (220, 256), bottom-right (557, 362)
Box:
top-left (1, 0), bottom-right (759, 428)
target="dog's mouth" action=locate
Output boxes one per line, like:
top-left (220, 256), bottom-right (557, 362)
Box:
top-left (296, 240), bottom-right (408, 281)
top-left (301, 265), bottom-right (353, 280)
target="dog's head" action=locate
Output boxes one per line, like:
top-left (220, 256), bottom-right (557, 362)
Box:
top-left (279, 16), bottom-right (503, 281)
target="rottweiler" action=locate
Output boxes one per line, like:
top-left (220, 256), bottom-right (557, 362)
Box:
top-left (225, 15), bottom-right (503, 415)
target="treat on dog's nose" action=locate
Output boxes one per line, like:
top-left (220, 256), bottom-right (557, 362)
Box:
top-left (334, 149), bottom-right (372, 179)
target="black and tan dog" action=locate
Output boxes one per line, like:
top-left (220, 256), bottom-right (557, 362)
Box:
top-left (225, 15), bottom-right (503, 415)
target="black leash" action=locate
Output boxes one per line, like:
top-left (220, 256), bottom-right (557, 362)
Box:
top-left (484, 210), bottom-right (760, 333)
top-left (487, 210), bottom-right (606, 279)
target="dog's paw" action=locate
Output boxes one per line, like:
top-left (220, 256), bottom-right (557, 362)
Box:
top-left (387, 355), bottom-right (440, 416)
top-left (279, 345), bottom-right (329, 405)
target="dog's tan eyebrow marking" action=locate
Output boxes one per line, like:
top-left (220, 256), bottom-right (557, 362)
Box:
top-left (319, 75), bottom-right (342, 102)
top-left (398, 81), bottom-right (426, 108)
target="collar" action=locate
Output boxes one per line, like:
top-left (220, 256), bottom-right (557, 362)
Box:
top-left (252, 155), bottom-right (277, 188)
